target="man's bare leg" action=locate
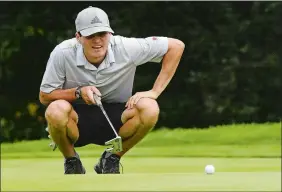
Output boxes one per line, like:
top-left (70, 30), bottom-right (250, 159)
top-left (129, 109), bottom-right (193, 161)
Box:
top-left (45, 100), bottom-right (79, 158)
top-left (94, 98), bottom-right (159, 174)
top-left (45, 100), bottom-right (85, 174)
top-left (116, 98), bottom-right (159, 157)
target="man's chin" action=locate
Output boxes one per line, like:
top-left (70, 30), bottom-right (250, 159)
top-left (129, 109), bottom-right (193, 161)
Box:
top-left (92, 53), bottom-right (106, 59)
top-left (87, 54), bottom-right (106, 64)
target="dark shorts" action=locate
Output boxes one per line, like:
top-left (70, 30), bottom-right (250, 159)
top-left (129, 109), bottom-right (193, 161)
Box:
top-left (71, 103), bottom-right (126, 147)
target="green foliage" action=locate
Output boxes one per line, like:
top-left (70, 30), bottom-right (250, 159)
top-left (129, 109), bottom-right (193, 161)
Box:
top-left (0, 2), bottom-right (281, 141)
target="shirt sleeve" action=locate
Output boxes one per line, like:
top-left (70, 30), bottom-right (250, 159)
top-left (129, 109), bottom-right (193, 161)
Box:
top-left (40, 46), bottom-right (66, 93)
top-left (121, 36), bottom-right (168, 66)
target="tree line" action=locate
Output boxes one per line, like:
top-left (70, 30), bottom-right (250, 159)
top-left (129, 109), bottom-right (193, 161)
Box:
top-left (0, 2), bottom-right (281, 142)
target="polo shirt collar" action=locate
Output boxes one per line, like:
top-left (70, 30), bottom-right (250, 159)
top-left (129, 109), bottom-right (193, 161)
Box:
top-left (76, 43), bottom-right (115, 71)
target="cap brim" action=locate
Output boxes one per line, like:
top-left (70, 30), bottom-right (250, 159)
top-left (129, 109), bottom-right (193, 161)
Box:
top-left (80, 26), bottom-right (114, 36)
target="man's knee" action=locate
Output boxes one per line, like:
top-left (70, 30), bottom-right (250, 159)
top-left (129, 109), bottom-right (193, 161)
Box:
top-left (45, 100), bottom-right (73, 129)
top-left (136, 98), bottom-right (160, 125)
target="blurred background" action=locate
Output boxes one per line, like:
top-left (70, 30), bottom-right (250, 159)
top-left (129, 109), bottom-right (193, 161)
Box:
top-left (0, 1), bottom-right (281, 143)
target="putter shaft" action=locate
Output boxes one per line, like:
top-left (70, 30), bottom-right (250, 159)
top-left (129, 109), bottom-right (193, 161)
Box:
top-left (92, 93), bottom-right (123, 153)
top-left (93, 94), bottom-right (119, 137)
top-left (100, 105), bottom-right (119, 137)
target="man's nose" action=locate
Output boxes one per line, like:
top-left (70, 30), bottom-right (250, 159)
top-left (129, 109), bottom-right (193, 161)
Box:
top-left (92, 36), bottom-right (101, 42)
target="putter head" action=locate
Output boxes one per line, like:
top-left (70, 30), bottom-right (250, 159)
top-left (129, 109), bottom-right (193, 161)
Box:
top-left (105, 136), bottom-right (123, 153)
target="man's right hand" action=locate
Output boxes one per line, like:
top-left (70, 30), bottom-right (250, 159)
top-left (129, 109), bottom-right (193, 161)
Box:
top-left (80, 86), bottom-right (101, 105)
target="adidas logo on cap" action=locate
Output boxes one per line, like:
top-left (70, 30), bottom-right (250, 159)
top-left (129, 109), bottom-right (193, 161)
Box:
top-left (91, 16), bottom-right (102, 24)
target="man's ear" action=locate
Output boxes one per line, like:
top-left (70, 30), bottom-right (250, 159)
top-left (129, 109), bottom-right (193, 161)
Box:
top-left (75, 32), bottom-right (81, 42)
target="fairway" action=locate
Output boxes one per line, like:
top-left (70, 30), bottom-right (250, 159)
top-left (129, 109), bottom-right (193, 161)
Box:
top-left (2, 157), bottom-right (281, 191)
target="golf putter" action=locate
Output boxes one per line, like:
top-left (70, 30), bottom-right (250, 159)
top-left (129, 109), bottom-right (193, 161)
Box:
top-left (93, 93), bottom-right (123, 153)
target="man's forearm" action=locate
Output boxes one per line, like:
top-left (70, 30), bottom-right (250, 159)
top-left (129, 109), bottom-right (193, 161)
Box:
top-left (152, 38), bottom-right (185, 97)
top-left (39, 88), bottom-right (77, 106)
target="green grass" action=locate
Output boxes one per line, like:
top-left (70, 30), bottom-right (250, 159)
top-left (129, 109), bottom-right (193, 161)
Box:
top-left (141, 122), bottom-right (280, 145)
top-left (2, 144), bottom-right (281, 159)
top-left (2, 157), bottom-right (281, 191)
top-left (1, 123), bottom-right (281, 191)
top-left (1, 122), bottom-right (281, 158)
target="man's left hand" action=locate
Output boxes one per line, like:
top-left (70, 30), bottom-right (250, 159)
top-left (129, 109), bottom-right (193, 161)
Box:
top-left (126, 90), bottom-right (159, 109)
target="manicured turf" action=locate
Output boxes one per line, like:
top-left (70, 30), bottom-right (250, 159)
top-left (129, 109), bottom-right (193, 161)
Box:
top-left (2, 157), bottom-right (281, 191)
top-left (2, 123), bottom-right (280, 191)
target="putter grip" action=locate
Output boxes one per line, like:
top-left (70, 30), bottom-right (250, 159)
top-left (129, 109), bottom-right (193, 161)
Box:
top-left (93, 93), bottom-right (102, 106)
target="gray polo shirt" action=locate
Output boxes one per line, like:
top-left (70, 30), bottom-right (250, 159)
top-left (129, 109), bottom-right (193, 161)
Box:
top-left (40, 35), bottom-right (168, 103)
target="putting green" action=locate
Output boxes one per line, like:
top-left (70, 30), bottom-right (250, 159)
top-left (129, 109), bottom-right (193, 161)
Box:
top-left (2, 157), bottom-right (281, 191)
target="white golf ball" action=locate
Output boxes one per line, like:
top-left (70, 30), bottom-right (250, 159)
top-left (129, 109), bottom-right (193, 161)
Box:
top-left (205, 165), bottom-right (215, 174)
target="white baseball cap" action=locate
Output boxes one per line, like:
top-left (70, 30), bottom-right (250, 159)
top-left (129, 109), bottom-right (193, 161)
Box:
top-left (75, 6), bottom-right (114, 36)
